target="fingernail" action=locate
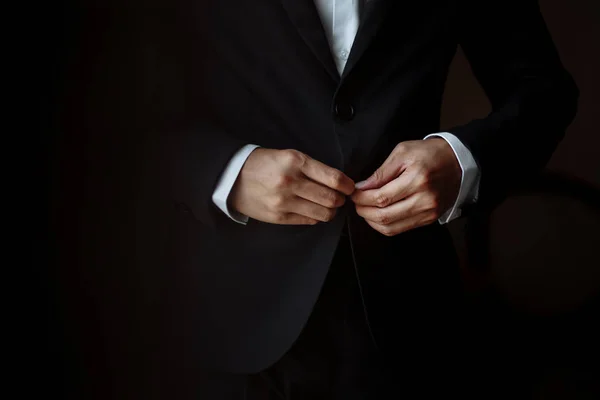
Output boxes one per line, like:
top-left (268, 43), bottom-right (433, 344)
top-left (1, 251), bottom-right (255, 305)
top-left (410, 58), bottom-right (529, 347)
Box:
top-left (355, 181), bottom-right (367, 189)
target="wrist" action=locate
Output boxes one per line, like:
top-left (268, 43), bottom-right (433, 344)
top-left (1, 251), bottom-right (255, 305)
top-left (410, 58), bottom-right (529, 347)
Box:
top-left (430, 137), bottom-right (461, 174)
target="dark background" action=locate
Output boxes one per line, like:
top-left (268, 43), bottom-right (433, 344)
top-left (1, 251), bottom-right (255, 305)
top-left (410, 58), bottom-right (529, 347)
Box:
top-left (27, 0), bottom-right (598, 398)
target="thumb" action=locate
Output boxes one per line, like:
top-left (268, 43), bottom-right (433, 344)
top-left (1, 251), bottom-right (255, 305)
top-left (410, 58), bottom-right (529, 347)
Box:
top-left (355, 166), bottom-right (396, 190)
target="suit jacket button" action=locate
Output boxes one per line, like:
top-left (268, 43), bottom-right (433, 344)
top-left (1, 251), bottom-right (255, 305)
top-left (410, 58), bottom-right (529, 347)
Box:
top-left (334, 102), bottom-right (355, 121)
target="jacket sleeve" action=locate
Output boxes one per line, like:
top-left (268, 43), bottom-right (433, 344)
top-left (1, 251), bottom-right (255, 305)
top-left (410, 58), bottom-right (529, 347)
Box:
top-left (448, 0), bottom-right (579, 213)
top-left (157, 126), bottom-right (248, 229)
top-left (137, 8), bottom-right (250, 230)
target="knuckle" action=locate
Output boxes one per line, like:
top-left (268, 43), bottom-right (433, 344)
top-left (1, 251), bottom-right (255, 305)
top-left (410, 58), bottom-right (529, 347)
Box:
top-left (372, 168), bottom-right (384, 182)
top-left (422, 193), bottom-right (439, 212)
top-left (322, 191), bottom-right (338, 207)
top-left (354, 205), bottom-right (365, 218)
top-left (375, 209), bottom-right (390, 225)
top-left (415, 170), bottom-right (431, 189)
top-left (273, 174), bottom-right (294, 189)
top-left (321, 208), bottom-right (337, 222)
top-left (280, 149), bottom-right (305, 167)
top-left (394, 142), bottom-right (407, 153)
top-left (272, 212), bottom-right (287, 224)
top-left (269, 195), bottom-right (286, 210)
top-left (328, 170), bottom-right (345, 188)
top-left (374, 192), bottom-right (390, 208)
top-left (379, 225), bottom-right (395, 237)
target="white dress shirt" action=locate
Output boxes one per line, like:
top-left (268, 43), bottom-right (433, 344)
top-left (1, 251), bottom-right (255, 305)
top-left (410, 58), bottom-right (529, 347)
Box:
top-left (212, 0), bottom-right (480, 225)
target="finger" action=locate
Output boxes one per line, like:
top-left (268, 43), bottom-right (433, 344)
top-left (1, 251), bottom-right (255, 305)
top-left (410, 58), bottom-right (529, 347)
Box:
top-left (355, 195), bottom-right (420, 226)
top-left (275, 213), bottom-right (320, 225)
top-left (301, 157), bottom-right (355, 196)
top-left (285, 197), bottom-right (338, 223)
top-left (365, 211), bottom-right (436, 237)
top-left (355, 145), bottom-right (408, 190)
top-left (294, 179), bottom-right (346, 208)
top-left (352, 171), bottom-right (418, 207)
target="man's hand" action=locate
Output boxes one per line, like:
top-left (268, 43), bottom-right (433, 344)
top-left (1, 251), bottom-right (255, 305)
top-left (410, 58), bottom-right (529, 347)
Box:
top-left (230, 148), bottom-right (355, 225)
top-left (351, 138), bottom-right (461, 236)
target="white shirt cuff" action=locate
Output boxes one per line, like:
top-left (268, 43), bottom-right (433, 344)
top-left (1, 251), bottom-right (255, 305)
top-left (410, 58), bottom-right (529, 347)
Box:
top-left (424, 132), bottom-right (481, 224)
top-left (211, 144), bottom-right (260, 225)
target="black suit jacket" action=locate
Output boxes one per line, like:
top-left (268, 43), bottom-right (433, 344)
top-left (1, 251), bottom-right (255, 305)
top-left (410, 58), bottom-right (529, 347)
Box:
top-left (52, 0), bottom-right (577, 395)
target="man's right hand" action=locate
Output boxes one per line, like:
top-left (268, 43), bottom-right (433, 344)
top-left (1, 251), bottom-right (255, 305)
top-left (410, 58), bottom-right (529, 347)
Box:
top-left (229, 148), bottom-right (355, 225)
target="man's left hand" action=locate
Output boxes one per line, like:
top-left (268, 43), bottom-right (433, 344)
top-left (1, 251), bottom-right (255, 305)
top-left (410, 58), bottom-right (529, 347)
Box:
top-left (351, 138), bottom-right (461, 236)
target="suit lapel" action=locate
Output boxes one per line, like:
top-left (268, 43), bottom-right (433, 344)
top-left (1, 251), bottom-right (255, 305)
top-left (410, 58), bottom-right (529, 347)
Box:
top-left (280, 0), bottom-right (340, 82)
top-left (342, 0), bottom-right (392, 79)
top-left (280, 0), bottom-right (393, 82)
